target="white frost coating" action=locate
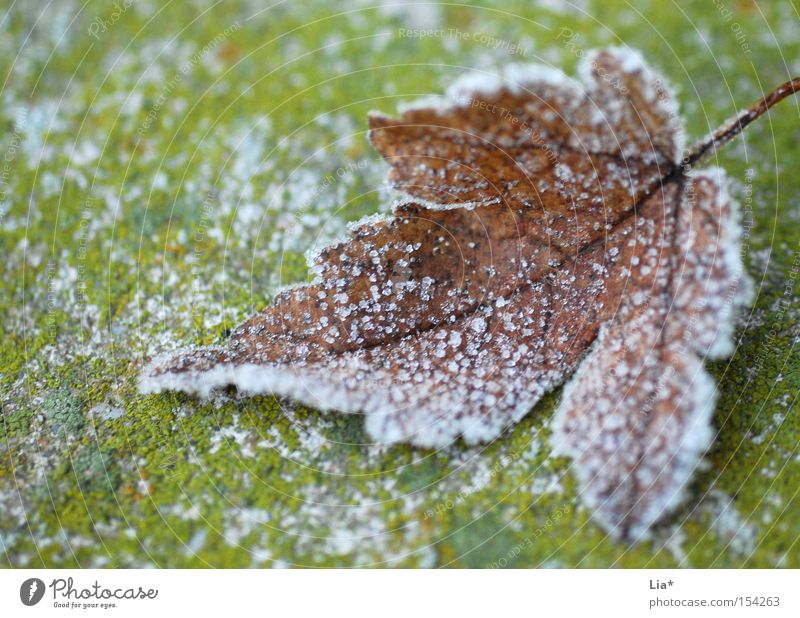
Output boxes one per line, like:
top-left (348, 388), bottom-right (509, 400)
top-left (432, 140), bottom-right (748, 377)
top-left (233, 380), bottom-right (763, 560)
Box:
top-left (635, 362), bottom-right (717, 534)
top-left (503, 62), bottom-right (580, 93)
top-left (141, 361), bottom-right (362, 410)
top-left (438, 61), bottom-right (580, 112)
top-left (140, 354), bottom-right (557, 448)
top-left (396, 95), bottom-right (451, 114)
top-left (548, 334), bottom-right (601, 456)
top-left (345, 211), bottom-right (394, 233)
top-left (445, 70), bottom-right (506, 106)
top-left (392, 193), bottom-right (502, 212)
top-left (578, 47), bottom-right (685, 162)
top-left (576, 45), bottom-right (646, 81)
top-left (388, 46), bottom-right (683, 165)
top-left (550, 326), bottom-right (719, 538)
top-left (303, 212), bottom-right (394, 273)
top-left (548, 168), bottom-right (749, 538)
top-left (665, 167), bottom-right (754, 361)
top-left (690, 167), bottom-right (753, 359)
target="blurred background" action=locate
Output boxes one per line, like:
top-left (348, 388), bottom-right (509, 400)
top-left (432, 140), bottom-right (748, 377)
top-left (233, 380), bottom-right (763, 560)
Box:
top-left (1, 0), bottom-right (798, 567)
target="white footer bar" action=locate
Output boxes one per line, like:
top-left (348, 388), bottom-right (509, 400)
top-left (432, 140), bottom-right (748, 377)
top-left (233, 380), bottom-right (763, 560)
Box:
top-left (2, 569), bottom-right (797, 617)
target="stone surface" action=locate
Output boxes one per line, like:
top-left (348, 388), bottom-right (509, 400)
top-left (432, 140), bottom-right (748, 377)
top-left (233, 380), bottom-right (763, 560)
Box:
top-left (1, 0), bottom-right (798, 567)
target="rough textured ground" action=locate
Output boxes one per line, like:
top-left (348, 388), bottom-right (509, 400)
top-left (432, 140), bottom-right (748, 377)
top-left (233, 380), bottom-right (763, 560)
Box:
top-left (1, 0), bottom-right (798, 568)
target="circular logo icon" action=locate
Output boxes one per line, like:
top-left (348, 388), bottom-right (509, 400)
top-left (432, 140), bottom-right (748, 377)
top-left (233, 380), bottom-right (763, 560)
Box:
top-left (20, 578), bottom-right (46, 606)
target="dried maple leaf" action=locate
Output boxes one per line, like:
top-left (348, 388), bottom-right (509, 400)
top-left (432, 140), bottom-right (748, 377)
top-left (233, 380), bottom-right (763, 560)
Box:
top-left (140, 48), bottom-right (799, 540)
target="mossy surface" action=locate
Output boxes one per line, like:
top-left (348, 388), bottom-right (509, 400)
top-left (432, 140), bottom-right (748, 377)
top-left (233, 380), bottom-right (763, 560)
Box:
top-left (1, 0), bottom-right (798, 567)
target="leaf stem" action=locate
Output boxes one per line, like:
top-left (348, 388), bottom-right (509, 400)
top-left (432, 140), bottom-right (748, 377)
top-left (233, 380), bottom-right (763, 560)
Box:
top-left (682, 77), bottom-right (800, 170)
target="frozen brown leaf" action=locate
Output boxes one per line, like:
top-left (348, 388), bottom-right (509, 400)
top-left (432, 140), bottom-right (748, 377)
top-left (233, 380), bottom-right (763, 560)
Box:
top-left (140, 48), bottom-right (799, 539)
